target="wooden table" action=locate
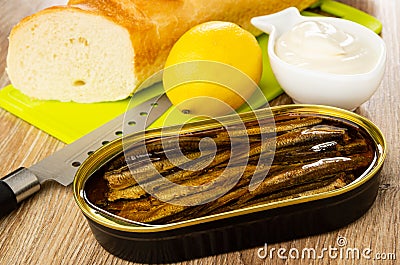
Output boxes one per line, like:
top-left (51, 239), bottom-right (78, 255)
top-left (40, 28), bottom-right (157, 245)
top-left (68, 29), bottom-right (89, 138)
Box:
top-left (0, 1), bottom-right (398, 264)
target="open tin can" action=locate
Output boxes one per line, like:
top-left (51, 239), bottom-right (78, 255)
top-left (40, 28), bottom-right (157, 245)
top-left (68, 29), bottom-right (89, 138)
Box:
top-left (73, 104), bottom-right (386, 263)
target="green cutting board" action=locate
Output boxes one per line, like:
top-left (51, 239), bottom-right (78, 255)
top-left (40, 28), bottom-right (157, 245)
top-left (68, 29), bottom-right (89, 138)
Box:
top-left (0, 35), bottom-right (282, 144)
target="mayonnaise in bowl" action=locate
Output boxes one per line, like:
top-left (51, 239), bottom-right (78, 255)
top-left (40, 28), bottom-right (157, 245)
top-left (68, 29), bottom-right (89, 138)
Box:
top-left (251, 8), bottom-right (386, 110)
top-left (276, 20), bottom-right (379, 75)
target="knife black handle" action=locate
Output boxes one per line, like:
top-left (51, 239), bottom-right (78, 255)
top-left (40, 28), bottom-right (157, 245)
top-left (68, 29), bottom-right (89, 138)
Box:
top-left (0, 180), bottom-right (18, 217)
top-left (0, 167), bottom-right (41, 218)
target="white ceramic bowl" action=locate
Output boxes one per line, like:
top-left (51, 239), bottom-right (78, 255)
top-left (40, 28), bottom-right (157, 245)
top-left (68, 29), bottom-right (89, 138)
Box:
top-left (251, 7), bottom-right (386, 110)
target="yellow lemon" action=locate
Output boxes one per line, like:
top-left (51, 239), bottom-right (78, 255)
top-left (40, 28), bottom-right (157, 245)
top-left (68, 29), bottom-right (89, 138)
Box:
top-left (163, 21), bottom-right (262, 117)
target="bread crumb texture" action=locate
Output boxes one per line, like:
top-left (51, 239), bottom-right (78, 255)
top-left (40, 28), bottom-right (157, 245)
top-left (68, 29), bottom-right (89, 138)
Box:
top-left (6, 8), bottom-right (137, 103)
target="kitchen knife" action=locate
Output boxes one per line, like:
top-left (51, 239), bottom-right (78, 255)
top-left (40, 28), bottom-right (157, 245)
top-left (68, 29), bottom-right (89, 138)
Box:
top-left (0, 94), bottom-right (172, 217)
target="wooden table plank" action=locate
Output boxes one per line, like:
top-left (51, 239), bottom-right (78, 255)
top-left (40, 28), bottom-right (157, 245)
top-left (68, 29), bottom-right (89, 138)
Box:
top-left (0, 0), bottom-right (398, 264)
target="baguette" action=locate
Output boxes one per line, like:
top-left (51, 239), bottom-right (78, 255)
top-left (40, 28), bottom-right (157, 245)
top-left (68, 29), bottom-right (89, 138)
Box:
top-left (6, 0), bottom-right (316, 103)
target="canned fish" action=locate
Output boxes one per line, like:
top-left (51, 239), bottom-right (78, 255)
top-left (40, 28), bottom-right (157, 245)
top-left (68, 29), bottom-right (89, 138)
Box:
top-left (73, 104), bottom-right (385, 263)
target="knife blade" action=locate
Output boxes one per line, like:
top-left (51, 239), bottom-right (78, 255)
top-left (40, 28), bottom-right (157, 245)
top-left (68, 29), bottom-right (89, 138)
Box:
top-left (0, 94), bottom-right (171, 217)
